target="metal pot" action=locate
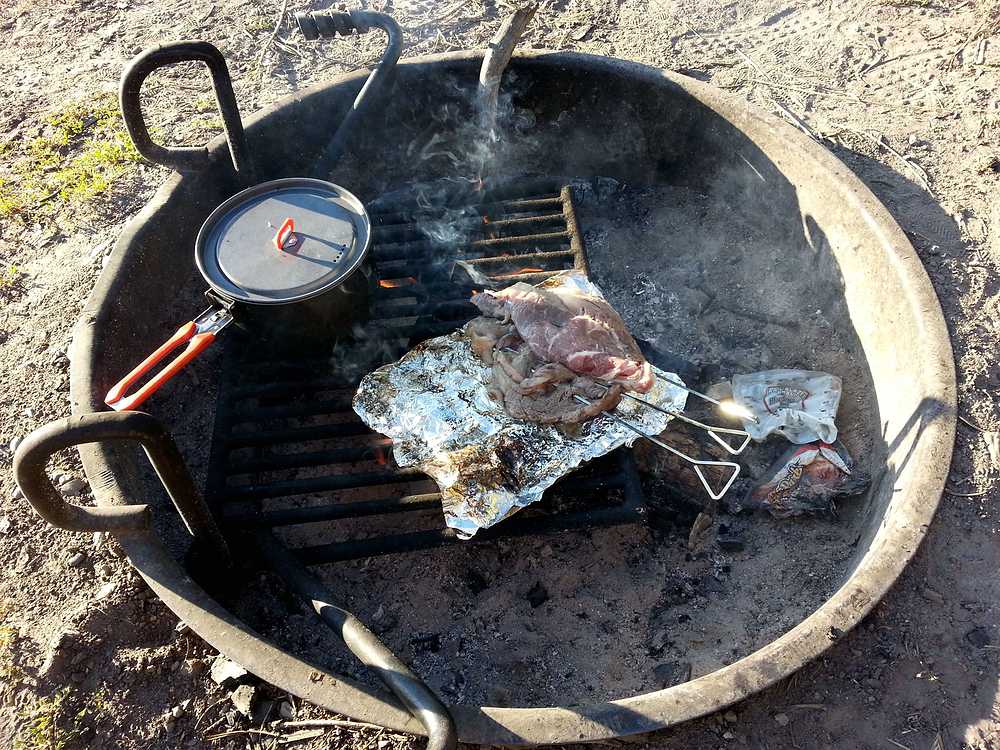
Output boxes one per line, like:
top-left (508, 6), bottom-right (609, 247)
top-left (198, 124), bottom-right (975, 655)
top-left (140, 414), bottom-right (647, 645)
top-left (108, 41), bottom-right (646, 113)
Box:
top-left (105, 177), bottom-right (373, 411)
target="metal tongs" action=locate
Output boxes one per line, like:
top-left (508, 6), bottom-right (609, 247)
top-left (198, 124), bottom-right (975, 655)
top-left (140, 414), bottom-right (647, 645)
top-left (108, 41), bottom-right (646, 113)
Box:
top-left (573, 372), bottom-right (754, 501)
top-left (496, 346), bottom-right (751, 501)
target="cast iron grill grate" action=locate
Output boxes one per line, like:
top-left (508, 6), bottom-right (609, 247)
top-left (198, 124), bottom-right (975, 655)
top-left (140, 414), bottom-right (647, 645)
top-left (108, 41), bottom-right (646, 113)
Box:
top-left (205, 179), bottom-right (646, 562)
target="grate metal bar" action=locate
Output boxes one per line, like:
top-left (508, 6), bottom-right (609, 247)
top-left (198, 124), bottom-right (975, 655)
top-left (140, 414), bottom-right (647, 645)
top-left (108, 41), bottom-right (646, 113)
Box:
top-left (224, 421), bottom-right (373, 448)
top-left (230, 378), bottom-right (356, 400)
top-left (205, 180), bottom-right (641, 563)
top-left (294, 472), bottom-right (639, 565)
top-left (225, 468), bottom-right (429, 502)
top-left (372, 195), bottom-right (564, 227)
top-left (227, 440), bottom-right (393, 474)
top-left (223, 492), bottom-right (443, 526)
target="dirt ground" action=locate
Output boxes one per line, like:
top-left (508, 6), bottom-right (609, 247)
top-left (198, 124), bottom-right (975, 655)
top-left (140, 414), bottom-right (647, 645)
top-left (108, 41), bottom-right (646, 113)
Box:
top-left (2, 0), bottom-right (999, 748)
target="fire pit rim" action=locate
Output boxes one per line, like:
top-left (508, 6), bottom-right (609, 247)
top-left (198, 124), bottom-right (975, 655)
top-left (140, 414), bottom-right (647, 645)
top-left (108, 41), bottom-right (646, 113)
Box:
top-left (69, 49), bottom-right (956, 745)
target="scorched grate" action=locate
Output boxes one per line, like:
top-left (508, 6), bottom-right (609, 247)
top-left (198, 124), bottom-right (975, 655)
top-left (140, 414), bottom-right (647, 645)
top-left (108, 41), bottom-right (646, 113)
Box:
top-left (205, 179), bottom-right (647, 562)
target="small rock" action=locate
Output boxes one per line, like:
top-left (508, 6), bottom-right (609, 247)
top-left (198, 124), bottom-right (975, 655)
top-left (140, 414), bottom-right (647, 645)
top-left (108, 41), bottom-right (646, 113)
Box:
top-left (59, 477), bottom-right (87, 496)
top-left (95, 582), bottom-right (116, 600)
top-left (526, 581), bottom-right (549, 608)
top-left (723, 710), bottom-right (738, 724)
top-left (920, 587), bottom-right (944, 604)
top-left (210, 657), bottom-right (249, 688)
top-left (183, 658), bottom-right (207, 677)
top-left (169, 705), bottom-right (184, 719)
top-left (67, 552), bottom-right (87, 568)
top-left (230, 684), bottom-right (256, 716)
top-left (722, 731), bottom-right (735, 740)
top-left (965, 626), bottom-right (991, 648)
top-left (93, 532), bottom-right (106, 549)
top-left (175, 621), bottom-right (190, 636)
top-left (0, 515), bottom-right (10, 534)
top-left (278, 700), bottom-right (294, 720)
top-left (463, 569), bottom-right (489, 595)
top-left (717, 536), bottom-right (745, 553)
top-left (9, 436), bottom-right (23, 453)
top-left (409, 633), bottom-right (442, 654)
top-left (251, 698), bottom-right (276, 725)
top-left (96, 563), bottom-right (113, 578)
top-left (10, 486), bottom-right (23, 500)
top-left (773, 712), bottom-right (790, 727)
top-left (652, 662), bottom-right (692, 686)
top-left (372, 610), bottom-right (399, 635)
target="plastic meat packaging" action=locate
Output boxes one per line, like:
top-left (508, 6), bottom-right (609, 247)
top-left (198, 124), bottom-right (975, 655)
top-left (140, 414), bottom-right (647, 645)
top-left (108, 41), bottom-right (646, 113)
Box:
top-left (732, 369), bottom-right (842, 444)
top-left (742, 440), bottom-right (870, 518)
top-left (353, 272), bottom-right (687, 538)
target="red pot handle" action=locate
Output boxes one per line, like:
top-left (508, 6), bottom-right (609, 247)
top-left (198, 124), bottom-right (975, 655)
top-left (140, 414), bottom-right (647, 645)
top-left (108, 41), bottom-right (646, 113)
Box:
top-left (105, 309), bottom-right (233, 411)
top-left (274, 217), bottom-right (296, 251)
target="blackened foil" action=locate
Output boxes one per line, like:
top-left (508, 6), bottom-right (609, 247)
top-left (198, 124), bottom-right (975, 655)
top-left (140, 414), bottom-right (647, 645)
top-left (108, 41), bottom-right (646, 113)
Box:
top-left (353, 275), bottom-right (688, 537)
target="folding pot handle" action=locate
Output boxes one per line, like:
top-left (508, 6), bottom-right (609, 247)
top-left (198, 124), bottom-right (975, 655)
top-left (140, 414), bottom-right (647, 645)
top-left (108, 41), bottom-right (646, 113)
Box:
top-left (105, 309), bottom-right (233, 411)
top-left (120, 41), bottom-right (250, 174)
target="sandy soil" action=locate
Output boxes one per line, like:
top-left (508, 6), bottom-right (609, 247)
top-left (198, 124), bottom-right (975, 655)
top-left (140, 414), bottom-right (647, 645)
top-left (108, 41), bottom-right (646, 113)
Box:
top-left (1, 0), bottom-right (999, 749)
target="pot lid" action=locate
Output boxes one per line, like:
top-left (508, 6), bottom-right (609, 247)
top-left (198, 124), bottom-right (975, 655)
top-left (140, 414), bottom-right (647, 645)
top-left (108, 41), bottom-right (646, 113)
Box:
top-left (196, 178), bottom-right (371, 305)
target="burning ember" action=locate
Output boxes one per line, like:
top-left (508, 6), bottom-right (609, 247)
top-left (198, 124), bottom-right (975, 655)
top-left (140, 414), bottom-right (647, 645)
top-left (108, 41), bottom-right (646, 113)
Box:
top-left (515, 267), bottom-right (544, 274)
top-left (379, 277), bottom-right (418, 288)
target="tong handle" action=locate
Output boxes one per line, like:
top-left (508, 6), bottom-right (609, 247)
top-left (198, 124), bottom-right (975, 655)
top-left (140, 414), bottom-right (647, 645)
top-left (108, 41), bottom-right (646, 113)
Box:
top-left (692, 460), bottom-right (742, 501)
top-left (703, 426), bottom-right (753, 456)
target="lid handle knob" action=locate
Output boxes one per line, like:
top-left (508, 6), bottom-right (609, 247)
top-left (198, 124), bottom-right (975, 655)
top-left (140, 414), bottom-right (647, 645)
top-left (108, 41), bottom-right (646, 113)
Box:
top-left (274, 217), bottom-right (297, 251)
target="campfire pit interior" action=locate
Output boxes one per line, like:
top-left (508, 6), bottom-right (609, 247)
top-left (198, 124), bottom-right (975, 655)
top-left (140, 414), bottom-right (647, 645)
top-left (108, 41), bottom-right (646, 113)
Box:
top-left (62, 51), bottom-right (954, 744)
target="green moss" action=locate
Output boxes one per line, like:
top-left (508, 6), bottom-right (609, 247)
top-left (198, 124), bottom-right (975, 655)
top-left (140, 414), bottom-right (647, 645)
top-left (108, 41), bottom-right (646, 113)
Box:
top-left (0, 92), bottom-right (142, 221)
top-left (14, 689), bottom-right (83, 750)
top-left (13, 686), bottom-right (111, 750)
top-left (0, 179), bottom-right (28, 217)
top-left (193, 115), bottom-right (224, 132)
top-left (0, 624), bottom-right (19, 682)
top-left (1, 264), bottom-right (20, 286)
top-left (193, 96), bottom-right (216, 113)
top-left (247, 16), bottom-right (273, 30)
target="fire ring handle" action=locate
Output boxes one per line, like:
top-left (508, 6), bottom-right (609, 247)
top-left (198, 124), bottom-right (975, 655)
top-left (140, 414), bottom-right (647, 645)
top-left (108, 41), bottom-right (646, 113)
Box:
top-left (294, 11), bottom-right (402, 171)
top-left (13, 412), bottom-right (228, 559)
top-left (120, 40), bottom-right (251, 175)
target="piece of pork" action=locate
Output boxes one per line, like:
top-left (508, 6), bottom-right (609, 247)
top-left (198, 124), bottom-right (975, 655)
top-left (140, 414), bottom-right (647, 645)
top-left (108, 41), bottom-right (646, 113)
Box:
top-left (471, 282), bottom-right (654, 393)
top-left (465, 317), bottom-right (515, 365)
top-left (484, 341), bottom-right (623, 425)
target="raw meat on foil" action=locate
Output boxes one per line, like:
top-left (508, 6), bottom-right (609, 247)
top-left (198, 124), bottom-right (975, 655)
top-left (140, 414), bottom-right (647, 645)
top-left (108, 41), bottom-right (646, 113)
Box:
top-left (471, 281), bottom-right (654, 393)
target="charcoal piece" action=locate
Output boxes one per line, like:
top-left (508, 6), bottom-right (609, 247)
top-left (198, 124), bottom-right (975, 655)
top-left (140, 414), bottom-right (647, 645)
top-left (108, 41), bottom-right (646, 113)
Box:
top-left (717, 535), bottom-right (745, 552)
top-left (652, 661), bottom-right (692, 686)
top-left (410, 633), bottom-right (442, 653)
top-left (526, 581), bottom-right (549, 608)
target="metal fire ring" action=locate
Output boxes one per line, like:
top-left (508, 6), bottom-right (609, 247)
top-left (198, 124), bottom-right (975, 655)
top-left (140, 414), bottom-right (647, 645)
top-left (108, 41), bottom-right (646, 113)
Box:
top-left (66, 51), bottom-right (955, 745)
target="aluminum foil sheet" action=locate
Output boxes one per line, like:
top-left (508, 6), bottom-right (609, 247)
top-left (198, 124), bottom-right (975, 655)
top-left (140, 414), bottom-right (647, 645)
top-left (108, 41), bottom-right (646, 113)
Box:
top-left (353, 276), bottom-right (688, 537)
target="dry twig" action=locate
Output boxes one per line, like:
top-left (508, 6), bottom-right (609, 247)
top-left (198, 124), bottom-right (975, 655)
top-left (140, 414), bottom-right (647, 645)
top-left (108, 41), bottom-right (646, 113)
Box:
top-left (279, 718), bottom-right (387, 731)
top-left (477, 4), bottom-right (538, 134)
top-left (251, 0), bottom-right (290, 103)
top-left (193, 697), bottom-right (230, 732)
